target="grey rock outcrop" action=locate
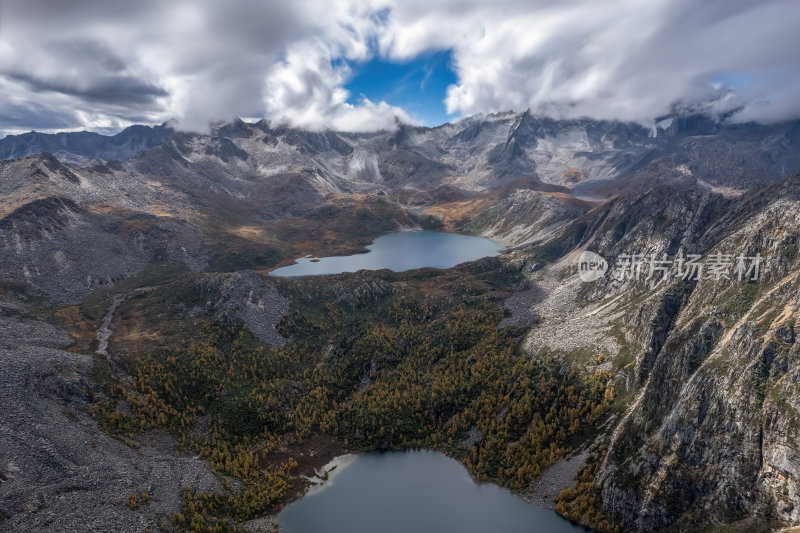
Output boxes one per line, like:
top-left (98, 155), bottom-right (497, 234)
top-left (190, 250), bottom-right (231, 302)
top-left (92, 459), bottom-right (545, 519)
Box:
top-left (519, 173), bottom-right (800, 530)
top-left (206, 270), bottom-right (290, 347)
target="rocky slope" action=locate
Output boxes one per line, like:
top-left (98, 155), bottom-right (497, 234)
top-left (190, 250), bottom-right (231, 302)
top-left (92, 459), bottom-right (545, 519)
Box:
top-left (595, 176), bottom-right (800, 530)
top-left (0, 302), bottom-right (221, 532)
top-left (513, 172), bottom-right (800, 530)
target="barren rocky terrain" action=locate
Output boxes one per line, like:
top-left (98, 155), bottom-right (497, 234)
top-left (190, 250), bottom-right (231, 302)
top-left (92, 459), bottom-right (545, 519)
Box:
top-left (0, 308), bottom-right (221, 532)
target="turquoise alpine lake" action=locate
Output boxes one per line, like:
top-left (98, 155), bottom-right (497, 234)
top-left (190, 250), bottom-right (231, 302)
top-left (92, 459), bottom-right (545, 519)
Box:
top-left (278, 450), bottom-right (588, 533)
top-left (269, 230), bottom-right (504, 277)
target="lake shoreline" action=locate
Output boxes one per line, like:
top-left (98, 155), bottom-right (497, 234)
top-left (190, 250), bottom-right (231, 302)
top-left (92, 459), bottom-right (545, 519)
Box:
top-left (270, 230), bottom-right (504, 278)
top-left (524, 450), bottom-right (590, 510)
top-left (274, 447), bottom-right (585, 533)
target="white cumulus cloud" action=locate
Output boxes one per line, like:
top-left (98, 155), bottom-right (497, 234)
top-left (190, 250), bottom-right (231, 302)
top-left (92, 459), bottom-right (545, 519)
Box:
top-left (1, 0), bottom-right (799, 136)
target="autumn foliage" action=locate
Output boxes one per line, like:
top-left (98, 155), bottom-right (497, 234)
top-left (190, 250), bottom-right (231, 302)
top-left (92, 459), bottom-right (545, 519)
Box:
top-left (95, 294), bottom-right (615, 531)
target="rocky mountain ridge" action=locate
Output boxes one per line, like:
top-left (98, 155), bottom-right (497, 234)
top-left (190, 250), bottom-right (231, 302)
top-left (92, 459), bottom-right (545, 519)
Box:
top-left (0, 123), bottom-right (174, 166)
top-left (4, 111), bottom-right (800, 195)
top-left (513, 172), bottom-right (800, 530)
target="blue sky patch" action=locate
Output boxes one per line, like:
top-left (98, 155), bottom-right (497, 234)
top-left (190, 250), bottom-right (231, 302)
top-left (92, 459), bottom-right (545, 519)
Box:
top-left (344, 50), bottom-right (458, 127)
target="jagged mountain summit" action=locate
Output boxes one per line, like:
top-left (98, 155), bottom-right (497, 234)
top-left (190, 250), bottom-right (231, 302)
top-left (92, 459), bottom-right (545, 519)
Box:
top-left (3, 112), bottom-right (800, 196)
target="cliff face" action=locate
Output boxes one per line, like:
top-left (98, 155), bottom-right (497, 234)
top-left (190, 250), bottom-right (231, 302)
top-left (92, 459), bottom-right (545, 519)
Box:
top-left (520, 174), bottom-right (800, 530)
top-left (598, 184), bottom-right (800, 529)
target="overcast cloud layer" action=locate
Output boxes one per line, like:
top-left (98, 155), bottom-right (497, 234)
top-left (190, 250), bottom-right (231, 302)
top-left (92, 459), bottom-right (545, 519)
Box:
top-left (1, 0), bottom-right (799, 136)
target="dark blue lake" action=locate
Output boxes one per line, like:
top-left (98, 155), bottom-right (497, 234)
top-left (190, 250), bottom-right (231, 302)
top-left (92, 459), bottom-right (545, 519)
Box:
top-left (269, 231), bottom-right (503, 277)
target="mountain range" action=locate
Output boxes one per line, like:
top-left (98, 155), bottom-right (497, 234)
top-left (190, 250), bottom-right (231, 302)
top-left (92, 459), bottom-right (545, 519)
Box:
top-left (2, 111), bottom-right (800, 532)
